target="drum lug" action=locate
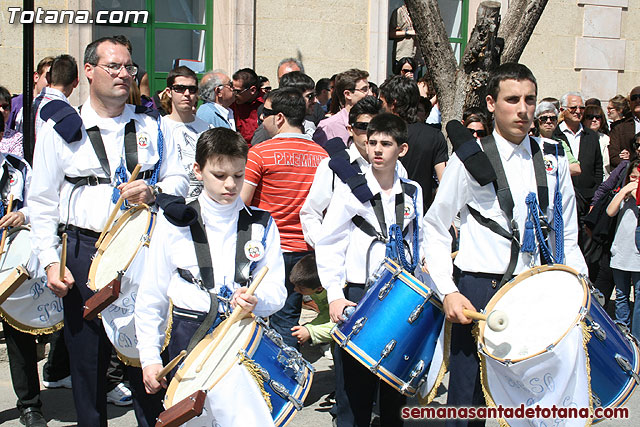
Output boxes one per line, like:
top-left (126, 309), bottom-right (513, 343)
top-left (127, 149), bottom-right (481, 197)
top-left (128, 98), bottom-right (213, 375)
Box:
top-left (592, 392), bottom-right (602, 408)
top-left (340, 317), bottom-right (367, 348)
top-left (370, 339), bottom-right (396, 374)
top-left (584, 313), bottom-right (606, 341)
top-left (400, 359), bottom-right (426, 394)
top-left (615, 354), bottom-right (640, 384)
top-left (270, 380), bottom-right (303, 411)
top-left (140, 233), bottom-right (151, 246)
top-left (378, 280), bottom-right (394, 300)
top-left (277, 346), bottom-right (309, 386)
top-left (408, 299), bottom-right (427, 324)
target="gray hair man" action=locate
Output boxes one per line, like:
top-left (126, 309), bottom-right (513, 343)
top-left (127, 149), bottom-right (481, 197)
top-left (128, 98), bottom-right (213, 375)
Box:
top-left (196, 70), bottom-right (236, 130)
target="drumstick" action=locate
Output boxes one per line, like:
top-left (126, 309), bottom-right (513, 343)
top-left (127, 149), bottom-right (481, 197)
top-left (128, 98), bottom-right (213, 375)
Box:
top-left (195, 266), bottom-right (269, 374)
top-left (451, 251), bottom-right (458, 259)
top-left (0, 194), bottom-right (15, 255)
top-left (95, 164), bottom-right (142, 248)
top-left (59, 233), bottom-right (68, 283)
top-left (155, 350), bottom-right (187, 382)
top-left (463, 309), bottom-right (509, 332)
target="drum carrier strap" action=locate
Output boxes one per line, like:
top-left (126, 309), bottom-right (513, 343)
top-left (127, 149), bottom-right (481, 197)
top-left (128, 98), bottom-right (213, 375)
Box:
top-left (325, 137), bottom-right (374, 203)
top-left (180, 200), bottom-right (271, 353)
top-left (464, 135), bottom-right (548, 287)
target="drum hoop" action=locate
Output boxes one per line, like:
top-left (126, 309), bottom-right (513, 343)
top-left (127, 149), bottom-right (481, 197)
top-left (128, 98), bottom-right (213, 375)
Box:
top-left (383, 258), bottom-right (443, 310)
top-left (164, 314), bottom-right (260, 408)
top-left (0, 226), bottom-right (64, 335)
top-left (88, 205), bottom-right (155, 291)
top-left (478, 264), bottom-right (590, 364)
top-left (110, 301), bottom-right (174, 367)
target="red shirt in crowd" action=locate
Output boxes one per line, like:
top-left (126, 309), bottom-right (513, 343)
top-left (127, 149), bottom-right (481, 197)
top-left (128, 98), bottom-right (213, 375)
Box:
top-left (231, 95), bottom-right (264, 145)
top-left (245, 134), bottom-right (328, 252)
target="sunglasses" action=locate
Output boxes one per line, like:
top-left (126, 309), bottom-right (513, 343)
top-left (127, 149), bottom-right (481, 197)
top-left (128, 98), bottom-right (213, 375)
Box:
top-left (172, 84), bottom-right (198, 94)
top-left (351, 121), bottom-right (369, 131)
top-left (232, 86), bottom-right (251, 95)
top-left (262, 86), bottom-right (272, 92)
top-left (470, 129), bottom-right (487, 138)
top-left (585, 114), bottom-right (602, 121)
top-left (566, 106), bottom-right (585, 113)
top-left (538, 115), bottom-right (558, 123)
top-left (0, 103), bottom-right (9, 110)
top-left (401, 68), bottom-right (414, 73)
top-left (630, 94), bottom-right (640, 102)
top-left (261, 107), bottom-right (277, 119)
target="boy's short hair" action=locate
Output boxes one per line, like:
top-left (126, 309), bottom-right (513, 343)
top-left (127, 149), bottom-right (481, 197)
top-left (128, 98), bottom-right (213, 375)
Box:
top-left (315, 78), bottom-right (331, 93)
top-left (49, 54), bottom-right (78, 87)
top-left (195, 128), bottom-right (248, 166)
top-left (264, 88), bottom-right (306, 129)
top-left (486, 63), bottom-right (537, 100)
top-left (232, 68), bottom-right (259, 90)
top-left (349, 96), bottom-right (382, 125)
top-left (167, 66), bottom-right (198, 88)
top-left (290, 254), bottom-right (321, 290)
top-left (366, 113), bottom-right (408, 145)
top-left (279, 71), bottom-right (315, 93)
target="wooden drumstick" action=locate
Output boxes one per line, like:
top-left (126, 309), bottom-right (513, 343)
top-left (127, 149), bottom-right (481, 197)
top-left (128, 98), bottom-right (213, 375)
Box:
top-left (95, 164), bottom-right (142, 248)
top-left (59, 233), bottom-right (68, 282)
top-left (195, 266), bottom-right (269, 373)
top-left (451, 251), bottom-right (458, 259)
top-left (463, 308), bottom-right (508, 332)
top-left (155, 350), bottom-right (187, 382)
top-left (0, 194), bottom-right (15, 256)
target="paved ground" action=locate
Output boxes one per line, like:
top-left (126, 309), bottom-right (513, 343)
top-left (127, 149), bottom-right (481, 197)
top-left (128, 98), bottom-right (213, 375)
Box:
top-left (1, 311), bottom-right (639, 426)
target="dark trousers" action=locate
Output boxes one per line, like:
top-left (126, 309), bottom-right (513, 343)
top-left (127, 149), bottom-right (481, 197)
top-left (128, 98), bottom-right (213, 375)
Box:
top-left (446, 272), bottom-right (502, 427)
top-left (63, 229), bottom-right (112, 427)
top-left (334, 284), bottom-right (406, 427)
top-left (42, 329), bottom-right (70, 382)
top-left (269, 250), bottom-right (312, 348)
top-left (127, 364), bottom-right (166, 427)
top-left (2, 320), bottom-right (42, 412)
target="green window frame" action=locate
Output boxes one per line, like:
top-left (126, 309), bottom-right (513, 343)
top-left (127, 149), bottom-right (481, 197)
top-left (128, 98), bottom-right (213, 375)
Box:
top-left (94, 0), bottom-right (213, 95)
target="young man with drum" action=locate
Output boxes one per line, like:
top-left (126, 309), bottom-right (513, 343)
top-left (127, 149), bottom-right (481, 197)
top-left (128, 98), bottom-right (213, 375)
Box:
top-left (136, 127), bottom-right (286, 425)
top-left (316, 113), bottom-right (423, 426)
top-left (28, 36), bottom-right (188, 427)
top-left (423, 63), bottom-right (588, 426)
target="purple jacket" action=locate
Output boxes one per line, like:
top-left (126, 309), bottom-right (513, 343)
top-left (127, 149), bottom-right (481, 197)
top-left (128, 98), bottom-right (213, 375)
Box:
top-left (591, 160), bottom-right (628, 206)
top-left (7, 94), bottom-right (23, 130)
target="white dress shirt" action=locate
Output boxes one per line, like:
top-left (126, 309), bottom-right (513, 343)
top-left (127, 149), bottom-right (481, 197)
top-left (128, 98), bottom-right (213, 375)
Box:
top-left (29, 100), bottom-right (189, 268)
top-left (316, 168), bottom-right (423, 303)
top-left (135, 194), bottom-right (286, 368)
top-left (34, 87), bottom-right (69, 139)
top-left (212, 102), bottom-right (236, 131)
top-left (300, 143), bottom-right (408, 248)
top-left (559, 121), bottom-right (584, 159)
top-left (423, 132), bottom-right (587, 297)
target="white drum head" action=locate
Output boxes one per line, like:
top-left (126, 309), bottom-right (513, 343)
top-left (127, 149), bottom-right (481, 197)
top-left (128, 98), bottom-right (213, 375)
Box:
top-left (165, 316), bottom-right (257, 408)
top-left (0, 228), bottom-right (64, 334)
top-left (89, 206), bottom-right (152, 291)
top-left (480, 265), bottom-right (587, 361)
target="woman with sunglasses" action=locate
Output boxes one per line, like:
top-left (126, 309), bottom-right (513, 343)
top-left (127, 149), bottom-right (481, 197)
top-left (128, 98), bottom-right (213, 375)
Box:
top-left (582, 104), bottom-right (611, 179)
top-left (462, 107), bottom-right (490, 140)
top-left (535, 101), bottom-right (581, 176)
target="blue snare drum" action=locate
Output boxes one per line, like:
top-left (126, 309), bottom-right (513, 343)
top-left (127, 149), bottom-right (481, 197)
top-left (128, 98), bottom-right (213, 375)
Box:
top-left (331, 258), bottom-right (444, 396)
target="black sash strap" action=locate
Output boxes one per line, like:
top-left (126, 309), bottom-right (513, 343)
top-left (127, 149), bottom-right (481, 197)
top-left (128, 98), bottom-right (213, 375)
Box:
top-left (470, 135), bottom-right (548, 286)
top-left (352, 181), bottom-right (416, 239)
top-left (184, 199), bottom-right (218, 353)
top-left (234, 208), bottom-right (271, 285)
top-left (0, 162), bottom-right (10, 200)
top-left (85, 126), bottom-right (111, 178)
top-left (84, 119), bottom-right (138, 178)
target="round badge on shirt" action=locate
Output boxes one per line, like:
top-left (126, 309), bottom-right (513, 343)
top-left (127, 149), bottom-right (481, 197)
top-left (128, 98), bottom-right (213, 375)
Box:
top-left (544, 154), bottom-right (557, 175)
top-left (404, 199), bottom-right (415, 220)
top-left (137, 134), bottom-right (150, 149)
top-left (244, 240), bottom-right (265, 262)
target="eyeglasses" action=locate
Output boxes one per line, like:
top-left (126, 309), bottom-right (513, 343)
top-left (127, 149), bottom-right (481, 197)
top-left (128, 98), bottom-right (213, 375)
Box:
top-left (0, 103), bottom-right (9, 111)
top-left (304, 92), bottom-right (316, 101)
top-left (232, 86), bottom-right (251, 95)
top-left (352, 85), bottom-right (370, 94)
top-left (538, 115), bottom-right (558, 123)
top-left (171, 84), bottom-right (198, 94)
top-left (351, 121), bottom-right (369, 131)
top-left (95, 63), bottom-right (137, 77)
top-left (630, 94), bottom-right (640, 102)
top-left (565, 105), bottom-right (585, 113)
top-left (585, 114), bottom-right (602, 121)
top-left (262, 86), bottom-right (272, 92)
top-left (261, 107), bottom-right (277, 119)
top-left (470, 129), bottom-right (487, 138)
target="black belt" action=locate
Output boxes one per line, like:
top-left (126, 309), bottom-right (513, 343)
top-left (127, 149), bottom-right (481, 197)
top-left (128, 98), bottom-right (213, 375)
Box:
top-left (59, 224), bottom-right (101, 239)
top-left (346, 282), bottom-right (365, 288)
top-left (172, 306), bottom-right (227, 323)
top-left (460, 270), bottom-right (515, 281)
top-left (64, 169), bottom-right (154, 186)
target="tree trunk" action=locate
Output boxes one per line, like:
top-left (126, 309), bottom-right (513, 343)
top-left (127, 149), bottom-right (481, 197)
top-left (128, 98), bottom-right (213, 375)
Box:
top-left (405, 0), bottom-right (548, 142)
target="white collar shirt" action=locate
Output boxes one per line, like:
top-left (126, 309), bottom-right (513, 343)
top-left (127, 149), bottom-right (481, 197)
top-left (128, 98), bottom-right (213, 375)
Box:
top-left (559, 121), bottom-right (584, 159)
top-left (135, 195), bottom-right (286, 367)
top-left (28, 100), bottom-right (188, 267)
top-left (316, 167), bottom-right (423, 303)
top-left (213, 102), bottom-right (236, 131)
top-left (34, 87), bottom-right (69, 138)
top-left (423, 132), bottom-right (587, 297)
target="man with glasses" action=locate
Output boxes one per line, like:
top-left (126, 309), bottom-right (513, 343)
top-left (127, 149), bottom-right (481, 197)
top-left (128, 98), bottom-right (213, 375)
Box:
top-left (313, 69), bottom-right (372, 147)
top-left (609, 86), bottom-right (640, 168)
top-left (196, 70), bottom-right (236, 130)
top-left (230, 68), bottom-right (263, 145)
top-left (163, 66), bottom-right (211, 202)
top-left (29, 36), bottom-right (188, 427)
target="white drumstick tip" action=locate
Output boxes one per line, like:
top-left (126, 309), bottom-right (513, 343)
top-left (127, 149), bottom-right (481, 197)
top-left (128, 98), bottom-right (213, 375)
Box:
top-left (486, 310), bottom-right (508, 332)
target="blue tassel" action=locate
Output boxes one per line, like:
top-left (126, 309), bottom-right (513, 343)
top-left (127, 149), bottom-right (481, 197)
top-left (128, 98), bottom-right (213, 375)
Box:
top-left (553, 144), bottom-right (564, 263)
top-left (111, 158), bottom-right (128, 211)
top-left (521, 217), bottom-right (537, 254)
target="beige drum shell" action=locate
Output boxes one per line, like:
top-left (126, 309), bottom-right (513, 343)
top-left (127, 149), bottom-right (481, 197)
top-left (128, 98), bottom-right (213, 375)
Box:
top-left (164, 315), bottom-right (258, 408)
top-left (0, 227), bottom-right (64, 334)
top-left (478, 264), bottom-right (589, 363)
top-left (88, 205), bottom-right (154, 293)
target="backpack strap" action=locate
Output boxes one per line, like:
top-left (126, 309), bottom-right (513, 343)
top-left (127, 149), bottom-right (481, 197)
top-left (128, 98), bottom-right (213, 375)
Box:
top-left (234, 207), bottom-right (272, 285)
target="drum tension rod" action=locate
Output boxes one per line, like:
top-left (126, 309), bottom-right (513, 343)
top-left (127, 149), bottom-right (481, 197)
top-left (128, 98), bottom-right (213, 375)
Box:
top-left (400, 359), bottom-right (426, 394)
top-left (340, 317), bottom-right (367, 348)
top-left (370, 339), bottom-right (397, 374)
top-left (615, 354), bottom-right (640, 384)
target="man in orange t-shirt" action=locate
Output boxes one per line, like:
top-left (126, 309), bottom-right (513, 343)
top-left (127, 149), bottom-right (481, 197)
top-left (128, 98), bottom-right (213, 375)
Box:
top-left (241, 87), bottom-right (328, 347)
